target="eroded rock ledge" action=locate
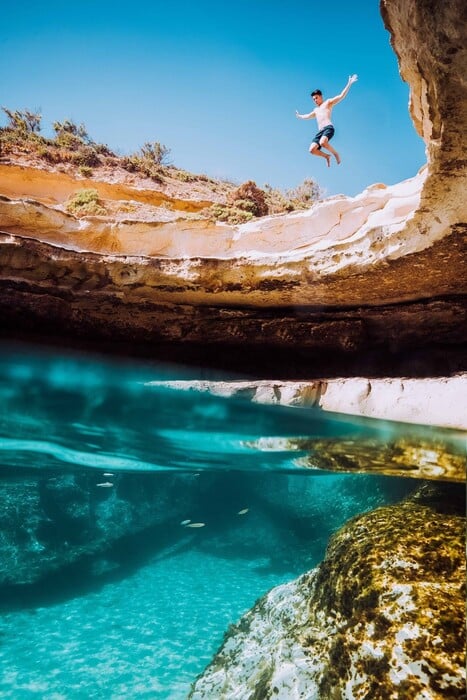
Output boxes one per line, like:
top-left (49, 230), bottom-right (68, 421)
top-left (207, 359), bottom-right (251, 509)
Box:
top-left (190, 484), bottom-right (466, 699)
top-left (148, 378), bottom-right (466, 482)
top-left (146, 375), bottom-right (467, 430)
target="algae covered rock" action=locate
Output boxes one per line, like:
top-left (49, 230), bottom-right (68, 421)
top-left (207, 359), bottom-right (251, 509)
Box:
top-left (0, 471), bottom-right (196, 586)
top-left (190, 483), bottom-right (466, 699)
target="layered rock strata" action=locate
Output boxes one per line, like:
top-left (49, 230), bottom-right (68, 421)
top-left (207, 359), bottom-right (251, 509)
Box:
top-left (0, 0), bottom-right (466, 374)
top-left (0, 181), bottom-right (464, 376)
top-left (190, 484), bottom-right (466, 699)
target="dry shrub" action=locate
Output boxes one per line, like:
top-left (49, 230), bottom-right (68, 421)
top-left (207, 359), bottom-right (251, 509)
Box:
top-left (228, 180), bottom-right (268, 217)
top-left (208, 203), bottom-right (254, 224)
top-left (66, 189), bottom-right (107, 217)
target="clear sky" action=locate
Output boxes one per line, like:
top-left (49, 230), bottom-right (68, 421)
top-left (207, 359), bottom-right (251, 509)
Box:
top-left (0, 0), bottom-right (426, 197)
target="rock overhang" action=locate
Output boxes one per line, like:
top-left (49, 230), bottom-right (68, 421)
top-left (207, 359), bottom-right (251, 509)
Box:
top-left (0, 0), bottom-right (465, 374)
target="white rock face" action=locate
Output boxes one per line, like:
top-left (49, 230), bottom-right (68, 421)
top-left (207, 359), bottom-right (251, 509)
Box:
top-left (228, 171), bottom-right (426, 269)
top-left (146, 375), bottom-right (467, 430)
top-left (0, 168), bottom-right (426, 268)
top-left (316, 376), bottom-right (467, 430)
top-left (190, 574), bottom-right (325, 700)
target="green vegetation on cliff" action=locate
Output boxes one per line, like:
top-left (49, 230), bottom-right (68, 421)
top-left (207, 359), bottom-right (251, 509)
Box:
top-left (0, 106), bottom-right (322, 220)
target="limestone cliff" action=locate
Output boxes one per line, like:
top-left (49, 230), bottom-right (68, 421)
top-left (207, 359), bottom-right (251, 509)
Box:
top-left (147, 375), bottom-right (467, 429)
top-left (0, 0), bottom-right (465, 377)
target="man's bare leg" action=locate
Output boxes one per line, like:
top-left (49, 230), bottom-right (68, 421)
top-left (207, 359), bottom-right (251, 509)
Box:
top-left (320, 137), bottom-right (340, 164)
top-left (309, 144), bottom-right (331, 167)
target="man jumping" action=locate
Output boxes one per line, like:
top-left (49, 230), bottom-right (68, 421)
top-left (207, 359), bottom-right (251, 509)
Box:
top-left (295, 74), bottom-right (358, 167)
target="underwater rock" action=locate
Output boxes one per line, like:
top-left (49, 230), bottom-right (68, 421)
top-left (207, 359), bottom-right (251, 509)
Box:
top-left (0, 471), bottom-right (196, 586)
top-left (190, 483), bottom-right (466, 699)
top-left (290, 435), bottom-right (465, 483)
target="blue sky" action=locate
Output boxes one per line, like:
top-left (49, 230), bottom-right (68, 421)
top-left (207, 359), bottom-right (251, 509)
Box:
top-left (0, 0), bottom-right (426, 197)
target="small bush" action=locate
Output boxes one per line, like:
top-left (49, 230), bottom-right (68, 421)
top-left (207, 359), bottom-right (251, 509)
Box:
top-left (54, 130), bottom-right (84, 151)
top-left (53, 119), bottom-right (90, 143)
top-left (121, 157), bottom-right (165, 183)
top-left (208, 180), bottom-right (270, 224)
top-left (174, 169), bottom-right (196, 182)
top-left (78, 166), bottom-right (93, 177)
top-left (122, 141), bottom-right (171, 180)
top-left (262, 178), bottom-right (322, 214)
top-left (208, 203), bottom-right (254, 224)
top-left (263, 184), bottom-right (294, 213)
top-left (2, 107), bottom-right (42, 134)
top-left (70, 146), bottom-right (101, 168)
top-left (232, 198), bottom-right (259, 215)
top-left (0, 108), bottom-right (47, 157)
top-left (121, 156), bottom-right (139, 173)
top-left (37, 146), bottom-right (59, 163)
top-left (139, 141), bottom-right (171, 166)
top-left (66, 188), bottom-right (107, 217)
top-left (93, 142), bottom-right (115, 157)
top-left (286, 178), bottom-right (321, 208)
top-left (228, 180), bottom-right (268, 217)
top-left (104, 156), bottom-right (119, 167)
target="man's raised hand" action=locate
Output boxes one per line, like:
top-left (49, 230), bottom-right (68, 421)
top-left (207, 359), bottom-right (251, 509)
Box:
top-left (349, 74), bottom-right (358, 84)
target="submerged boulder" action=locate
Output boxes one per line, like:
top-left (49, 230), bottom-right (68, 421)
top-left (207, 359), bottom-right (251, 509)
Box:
top-left (190, 483), bottom-right (466, 699)
top-left (0, 471), bottom-right (197, 586)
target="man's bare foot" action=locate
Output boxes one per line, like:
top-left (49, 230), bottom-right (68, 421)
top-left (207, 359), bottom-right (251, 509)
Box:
top-left (334, 152), bottom-right (341, 164)
top-left (325, 154), bottom-right (331, 167)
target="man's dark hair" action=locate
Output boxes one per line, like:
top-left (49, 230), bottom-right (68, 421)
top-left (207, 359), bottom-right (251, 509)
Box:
top-left (311, 89), bottom-right (322, 97)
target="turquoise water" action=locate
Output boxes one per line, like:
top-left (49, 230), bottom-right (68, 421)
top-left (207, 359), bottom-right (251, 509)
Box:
top-left (0, 342), bottom-right (460, 698)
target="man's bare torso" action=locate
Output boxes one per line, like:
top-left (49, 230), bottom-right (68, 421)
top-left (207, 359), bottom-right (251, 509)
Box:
top-left (314, 100), bottom-right (333, 130)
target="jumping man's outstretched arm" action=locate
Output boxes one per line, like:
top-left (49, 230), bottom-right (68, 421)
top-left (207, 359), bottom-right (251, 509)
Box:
top-left (328, 74), bottom-right (358, 106)
top-left (295, 109), bottom-right (315, 120)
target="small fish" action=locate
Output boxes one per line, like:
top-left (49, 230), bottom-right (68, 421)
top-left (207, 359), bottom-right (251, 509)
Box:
top-left (186, 522), bottom-right (206, 528)
top-left (180, 519), bottom-right (191, 526)
top-left (103, 473), bottom-right (114, 477)
top-left (237, 508), bottom-right (249, 515)
top-left (96, 482), bottom-right (114, 488)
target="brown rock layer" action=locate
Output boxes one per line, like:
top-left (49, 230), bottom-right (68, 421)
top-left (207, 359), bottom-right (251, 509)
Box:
top-left (0, 163), bottom-right (218, 212)
top-left (0, 229), bottom-right (465, 377)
